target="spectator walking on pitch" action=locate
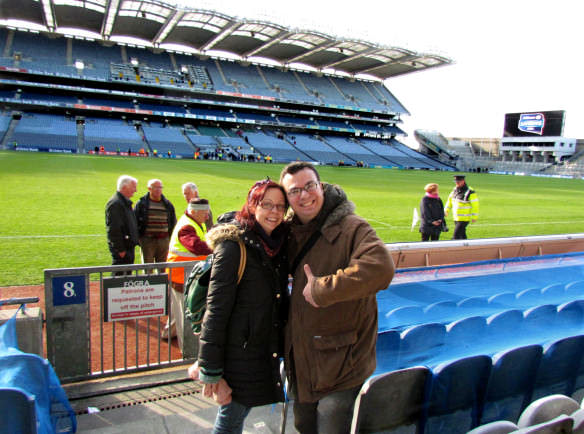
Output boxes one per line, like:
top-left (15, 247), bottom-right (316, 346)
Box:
top-left (279, 161), bottom-right (395, 434)
top-left (444, 174), bottom-right (479, 240)
top-left (419, 183), bottom-right (446, 241)
top-left (188, 179), bottom-right (290, 433)
top-left (134, 179), bottom-right (176, 273)
top-left (166, 198), bottom-right (213, 351)
top-left (105, 175), bottom-right (139, 275)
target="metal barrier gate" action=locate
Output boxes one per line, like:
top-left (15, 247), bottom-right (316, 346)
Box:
top-left (44, 261), bottom-right (198, 383)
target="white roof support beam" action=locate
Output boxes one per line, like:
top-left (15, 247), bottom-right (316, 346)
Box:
top-left (40, 0), bottom-right (56, 31)
top-left (153, 9), bottom-right (183, 45)
top-left (102, 0), bottom-right (121, 38)
top-left (360, 54), bottom-right (418, 75)
top-left (243, 30), bottom-right (291, 58)
top-left (285, 40), bottom-right (337, 64)
top-left (322, 46), bottom-right (380, 69)
top-left (201, 21), bottom-right (242, 52)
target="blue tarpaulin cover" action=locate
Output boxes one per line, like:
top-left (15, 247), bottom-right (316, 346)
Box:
top-left (0, 304), bottom-right (76, 434)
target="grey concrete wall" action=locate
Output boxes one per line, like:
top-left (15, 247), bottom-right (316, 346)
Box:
top-left (0, 307), bottom-right (43, 356)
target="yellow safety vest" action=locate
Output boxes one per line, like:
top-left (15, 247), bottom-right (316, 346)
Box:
top-left (166, 214), bottom-right (208, 284)
top-left (445, 185), bottom-right (479, 222)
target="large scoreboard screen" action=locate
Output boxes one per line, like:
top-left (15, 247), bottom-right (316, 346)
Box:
top-left (503, 111), bottom-right (565, 137)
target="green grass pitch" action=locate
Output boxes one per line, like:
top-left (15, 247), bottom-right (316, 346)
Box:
top-left (1, 151), bottom-right (583, 286)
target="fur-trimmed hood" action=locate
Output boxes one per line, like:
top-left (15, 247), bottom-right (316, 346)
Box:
top-left (205, 223), bottom-right (243, 251)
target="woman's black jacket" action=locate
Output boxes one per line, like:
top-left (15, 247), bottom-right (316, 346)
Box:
top-left (419, 195), bottom-right (445, 236)
top-left (198, 224), bottom-right (288, 407)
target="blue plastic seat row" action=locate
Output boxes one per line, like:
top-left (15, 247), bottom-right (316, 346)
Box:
top-left (377, 300), bottom-right (584, 374)
top-left (380, 280), bottom-right (584, 331)
top-left (356, 335), bottom-right (584, 433)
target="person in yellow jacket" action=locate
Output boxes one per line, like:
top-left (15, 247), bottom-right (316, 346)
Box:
top-left (444, 175), bottom-right (479, 240)
top-left (165, 198), bottom-right (213, 350)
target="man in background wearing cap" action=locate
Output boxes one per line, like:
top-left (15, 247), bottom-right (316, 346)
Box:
top-left (444, 175), bottom-right (479, 240)
top-left (161, 182), bottom-right (213, 339)
top-left (165, 198), bottom-right (213, 350)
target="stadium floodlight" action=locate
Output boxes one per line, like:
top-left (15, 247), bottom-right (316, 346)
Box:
top-left (74, 60), bottom-right (84, 70)
top-left (130, 58), bottom-right (139, 66)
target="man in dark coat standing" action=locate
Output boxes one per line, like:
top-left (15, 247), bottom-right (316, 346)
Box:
top-left (105, 175), bottom-right (139, 273)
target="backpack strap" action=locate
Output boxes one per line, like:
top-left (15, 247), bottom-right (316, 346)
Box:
top-left (236, 239), bottom-right (246, 284)
top-left (291, 230), bottom-right (321, 274)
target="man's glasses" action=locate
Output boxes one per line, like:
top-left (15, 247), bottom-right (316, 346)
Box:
top-left (258, 200), bottom-right (287, 212)
top-left (287, 180), bottom-right (319, 198)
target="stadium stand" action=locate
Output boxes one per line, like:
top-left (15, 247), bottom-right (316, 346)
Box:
top-left (322, 135), bottom-right (390, 166)
top-left (83, 117), bottom-right (144, 153)
top-left (261, 67), bottom-right (320, 103)
top-left (0, 25), bottom-right (457, 170)
top-left (141, 123), bottom-right (194, 158)
top-left (8, 112), bottom-right (78, 152)
top-left (291, 133), bottom-right (354, 164)
top-left (0, 111), bottom-right (12, 140)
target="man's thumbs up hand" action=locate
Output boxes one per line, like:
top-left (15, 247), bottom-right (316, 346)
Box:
top-left (303, 264), bottom-right (319, 308)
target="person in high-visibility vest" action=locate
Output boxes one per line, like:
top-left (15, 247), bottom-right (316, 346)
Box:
top-left (444, 174), bottom-right (479, 240)
top-left (165, 198), bottom-right (212, 350)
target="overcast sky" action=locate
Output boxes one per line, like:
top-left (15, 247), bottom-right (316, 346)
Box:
top-left (175, 0), bottom-right (583, 148)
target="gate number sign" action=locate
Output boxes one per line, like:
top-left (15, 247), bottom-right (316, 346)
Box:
top-left (52, 275), bottom-right (86, 306)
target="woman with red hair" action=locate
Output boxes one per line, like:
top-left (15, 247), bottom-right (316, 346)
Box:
top-left (189, 179), bottom-right (289, 433)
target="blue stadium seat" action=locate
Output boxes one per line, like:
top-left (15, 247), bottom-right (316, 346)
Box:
top-left (384, 305), bottom-right (425, 330)
top-left (480, 345), bottom-right (543, 425)
top-left (541, 283), bottom-right (569, 305)
top-left (457, 296), bottom-right (489, 314)
top-left (398, 323), bottom-right (446, 369)
top-left (350, 366), bottom-right (430, 434)
top-left (565, 280), bottom-right (584, 298)
top-left (486, 309), bottom-right (524, 352)
top-left (487, 292), bottom-right (518, 310)
top-left (569, 335), bottom-right (584, 401)
top-left (522, 304), bottom-right (559, 344)
top-left (444, 316), bottom-right (488, 361)
top-left (0, 386), bottom-right (37, 434)
top-left (556, 301), bottom-right (584, 337)
top-left (424, 301), bottom-right (457, 323)
top-left (423, 355), bottom-right (492, 434)
top-left (531, 335), bottom-right (584, 401)
top-left (374, 330), bottom-right (401, 374)
top-left (515, 288), bottom-right (545, 308)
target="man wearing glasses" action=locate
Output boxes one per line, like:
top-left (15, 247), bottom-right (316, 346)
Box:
top-left (280, 162), bottom-right (395, 434)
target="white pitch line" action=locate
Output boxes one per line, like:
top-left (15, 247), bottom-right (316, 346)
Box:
top-left (371, 220), bottom-right (584, 230)
top-left (0, 234), bottom-right (104, 239)
top-left (368, 219), bottom-right (394, 227)
top-left (2, 220), bottom-right (584, 239)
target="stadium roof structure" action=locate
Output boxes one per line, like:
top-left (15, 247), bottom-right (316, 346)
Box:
top-left (0, 0), bottom-right (453, 81)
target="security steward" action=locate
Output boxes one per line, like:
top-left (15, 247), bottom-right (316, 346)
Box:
top-left (166, 198), bottom-right (213, 350)
top-left (444, 175), bottom-right (479, 240)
